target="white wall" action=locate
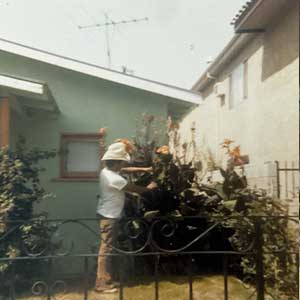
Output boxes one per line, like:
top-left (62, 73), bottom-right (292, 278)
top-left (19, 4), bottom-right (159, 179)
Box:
top-left (179, 7), bottom-right (299, 208)
top-left (181, 6), bottom-right (299, 165)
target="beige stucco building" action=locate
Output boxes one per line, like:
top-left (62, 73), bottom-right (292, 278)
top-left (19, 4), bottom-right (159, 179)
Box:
top-left (179, 0), bottom-right (299, 207)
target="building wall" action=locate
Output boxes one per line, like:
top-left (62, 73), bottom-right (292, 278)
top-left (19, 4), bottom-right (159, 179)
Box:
top-left (180, 9), bottom-right (299, 213)
top-left (0, 50), bottom-right (173, 270)
top-left (179, 7), bottom-right (299, 208)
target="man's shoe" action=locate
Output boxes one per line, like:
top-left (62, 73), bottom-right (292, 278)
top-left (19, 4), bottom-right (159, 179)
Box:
top-left (107, 280), bottom-right (120, 288)
top-left (94, 283), bottom-right (118, 293)
top-left (101, 287), bottom-right (118, 293)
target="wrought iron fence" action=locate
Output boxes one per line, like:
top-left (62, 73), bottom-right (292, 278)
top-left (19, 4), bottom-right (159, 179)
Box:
top-left (0, 215), bottom-right (299, 300)
top-left (275, 160), bottom-right (300, 200)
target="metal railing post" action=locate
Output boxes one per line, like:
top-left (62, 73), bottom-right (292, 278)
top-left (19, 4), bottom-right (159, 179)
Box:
top-left (119, 254), bottom-right (124, 300)
top-left (47, 258), bottom-right (53, 300)
top-left (275, 160), bottom-right (280, 199)
top-left (188, 255), bottom-right (193, 300)
top-left (297, 252), bottom-right (299, 300)
top-left (223, 254), bottom-right (228, 300)
top-left (9, 263), bottom-right (16, 300)
top-left (83, 256), bottom-right (89, 300)
top-left (155, 255), bottom-right (160, 300)
top-left (255, 218), bottom-right (265, 300)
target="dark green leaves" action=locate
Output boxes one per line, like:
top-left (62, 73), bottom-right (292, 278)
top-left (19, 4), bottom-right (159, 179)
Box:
top-left (0, 137), bottom-right (56, 280)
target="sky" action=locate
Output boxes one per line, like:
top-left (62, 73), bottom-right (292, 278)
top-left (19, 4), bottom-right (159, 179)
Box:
top-left (0, 0), bottom-right (246, 88)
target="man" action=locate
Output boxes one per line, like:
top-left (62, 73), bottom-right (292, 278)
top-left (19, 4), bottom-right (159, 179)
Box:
top-left (95, 140), bottom-right (156, 293)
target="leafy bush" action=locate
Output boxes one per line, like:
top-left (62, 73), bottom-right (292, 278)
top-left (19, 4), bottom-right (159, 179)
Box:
top-left (123, 115), bottom-right (298, 299)
top-left (0, 137), bottom-right (56, 287)
top-left (221, 188), bottom-right (299, 299)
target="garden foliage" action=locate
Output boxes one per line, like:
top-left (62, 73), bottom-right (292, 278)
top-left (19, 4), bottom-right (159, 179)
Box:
top-left (0, 137), bottom-right (56, 283)
top-left (124, 114), bottom-right (298, 299)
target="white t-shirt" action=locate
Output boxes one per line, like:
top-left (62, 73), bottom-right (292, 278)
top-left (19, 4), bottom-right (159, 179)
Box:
top-left (96, 168), bottom-right (128, 218)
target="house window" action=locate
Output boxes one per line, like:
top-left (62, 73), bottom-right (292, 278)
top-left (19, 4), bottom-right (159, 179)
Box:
top-left (60, 133), bottom-right (104, 179)
top-left (229, 60), bottom-right (248, 108)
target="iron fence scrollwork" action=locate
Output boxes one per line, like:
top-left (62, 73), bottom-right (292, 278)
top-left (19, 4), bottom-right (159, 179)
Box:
top-left (0, 215), bottom-right (298, 300)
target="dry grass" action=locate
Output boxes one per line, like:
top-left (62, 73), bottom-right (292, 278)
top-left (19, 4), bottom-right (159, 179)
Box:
top-left (17, 275), bottom-right (257, 300)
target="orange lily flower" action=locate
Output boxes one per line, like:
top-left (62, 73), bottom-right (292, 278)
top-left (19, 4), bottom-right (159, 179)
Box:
top-left (116, 138), bottom-right (134, 154)
top-left (220, 138), bottom-right (235, 146)
top-left (156, 145), bottom-right (170, 155)
top-left (229, 145), bottom-right (241, 159)
top-left (99, 127), bottom-right (107, 135)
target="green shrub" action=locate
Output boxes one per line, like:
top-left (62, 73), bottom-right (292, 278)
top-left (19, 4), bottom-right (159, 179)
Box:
top-left (126, 115), bottom-right (299, 299)
top-left (219, 188), bottom-right (299, 299)
top-left (0, 137), bottom-right (56, 286)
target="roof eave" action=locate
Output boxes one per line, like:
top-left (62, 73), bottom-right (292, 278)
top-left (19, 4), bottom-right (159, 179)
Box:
top-left (0, 74), bottom-right (60, 115)
top-left (233, 0), bottom-right (290, 32)
top-left (193, 0), bottom-right (294, 93)
top-left (0, 38), bottom-right (201, 105)
top-left (232, 0), bottom-right (261, 30)
top-left (192, 33), bottom-right (254, 92)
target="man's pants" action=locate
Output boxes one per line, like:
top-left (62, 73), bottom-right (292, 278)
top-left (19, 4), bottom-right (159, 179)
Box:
top-left (95, 218), bottom-right (118, 287)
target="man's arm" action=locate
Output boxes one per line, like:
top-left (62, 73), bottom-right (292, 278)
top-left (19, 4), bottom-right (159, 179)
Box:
top-left (120, 167), bottom-right (153, 174)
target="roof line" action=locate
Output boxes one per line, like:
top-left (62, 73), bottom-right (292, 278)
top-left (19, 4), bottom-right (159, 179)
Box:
top-left (0, 72), bottom-right (47, 85)
top-left (191, 32), bottom-right (255, 91)
top-left (0, 37), bottom-right (196, 94)
top-left (233, 0), bottom-right (264, 30)
top-left (231, 0), bottom-right (259, 27)
top-left (191, 34), bottom-right (240, 90)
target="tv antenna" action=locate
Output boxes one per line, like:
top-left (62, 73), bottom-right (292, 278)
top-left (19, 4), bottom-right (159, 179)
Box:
top-left (78, 12), bottom-right (148, 69)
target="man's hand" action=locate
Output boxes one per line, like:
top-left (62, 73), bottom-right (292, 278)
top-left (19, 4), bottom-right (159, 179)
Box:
top-left (147, 181), bottom-right (158, 190)
top-left (143, 167), bottom-right (153, 173)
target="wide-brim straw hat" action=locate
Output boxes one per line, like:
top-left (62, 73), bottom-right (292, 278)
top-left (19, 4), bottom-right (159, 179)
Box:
top-left (101, 142), bottom-right (130, 161)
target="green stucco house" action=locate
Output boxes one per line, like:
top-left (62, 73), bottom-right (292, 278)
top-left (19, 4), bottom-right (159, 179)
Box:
top-left (0, 38), bottom-right (201, 230)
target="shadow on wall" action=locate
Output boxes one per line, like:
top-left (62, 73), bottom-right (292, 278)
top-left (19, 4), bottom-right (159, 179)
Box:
top-left (261, 5), bottom-right (299, 82)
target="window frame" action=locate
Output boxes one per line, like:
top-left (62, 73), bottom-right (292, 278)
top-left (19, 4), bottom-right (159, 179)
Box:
top-left (229, 60), bottom-right (248, 109)
top-left (59, 132), bottom-right (105, 179)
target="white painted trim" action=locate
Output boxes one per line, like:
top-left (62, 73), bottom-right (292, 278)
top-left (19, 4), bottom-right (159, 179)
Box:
top-left (0, 74), bottom-right (60, 114)
top-left (0, 74), bottom-right (44, 94)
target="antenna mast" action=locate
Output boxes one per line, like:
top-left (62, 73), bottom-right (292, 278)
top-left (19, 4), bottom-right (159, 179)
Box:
top-left (78, 13), bottom-right (148, 69)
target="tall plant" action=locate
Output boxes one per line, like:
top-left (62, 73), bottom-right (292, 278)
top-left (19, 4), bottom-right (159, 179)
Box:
top-left (124, 116), bottom-right (298, 299)
top-left (0, 137), bottom-right (56, 287)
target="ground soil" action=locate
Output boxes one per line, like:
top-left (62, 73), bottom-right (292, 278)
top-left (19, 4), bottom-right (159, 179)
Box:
top-left (17, 275), bottom-right (259, 300)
